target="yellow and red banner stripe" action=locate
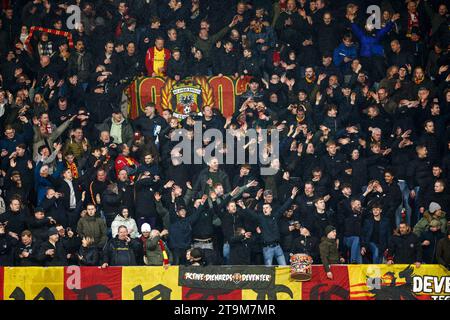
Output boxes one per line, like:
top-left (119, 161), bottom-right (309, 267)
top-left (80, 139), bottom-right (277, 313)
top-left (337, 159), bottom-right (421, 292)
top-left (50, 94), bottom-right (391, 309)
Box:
top-left (0, 265), bottom-right (448, 300)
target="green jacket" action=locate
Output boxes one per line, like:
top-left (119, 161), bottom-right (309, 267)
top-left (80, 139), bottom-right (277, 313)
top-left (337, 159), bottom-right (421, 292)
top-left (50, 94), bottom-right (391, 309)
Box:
top-left (185, 25), bottom-right (231, 62)
top-left (64, 138), bottom-right (90, 160)
top-left (143, 235), bottom-right (173, 266)
top-left (413, 210), bottom-right (447, 237)
top-left (77, 215), bottom-right (108, 249)
top-left (319, 237), bottom-right (340, 273)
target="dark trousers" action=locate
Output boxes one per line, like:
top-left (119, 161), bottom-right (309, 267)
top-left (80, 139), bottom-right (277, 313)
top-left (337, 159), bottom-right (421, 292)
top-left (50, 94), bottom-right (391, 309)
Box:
top-left (172, 248), bottom-right (188, 266)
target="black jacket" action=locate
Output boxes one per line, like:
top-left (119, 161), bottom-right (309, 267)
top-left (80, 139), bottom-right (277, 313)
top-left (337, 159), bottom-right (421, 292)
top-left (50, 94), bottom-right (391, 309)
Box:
top-left (78, 246), bottom-right (100, 266)
top-left (321, 152), bottom-right (347, 180)
top-left (420, 230), bottom-right (445, 264)
top-left (229, 234), bottom-right (253, 265)
top-left (0, 210), bottom-right (27, 236)
top-left (387, 232), bottom-right (423, 264)
top-left (37, 240), bottom-right (68, 266)
top-left (245, 198), bottom-right (294, 245)
top-left (312, 209), bottom-right (336, 238)
top-left (27, 216), bottom-right (53, 243)
top-left (213, 198), bottom-right (247, 243)
top-left (406, 156), bottom-right (432, 190)
top-left (102, 236), bottom-right (141, 266)
top-left (361, 217), bottom-right (391, 253)
top-left (56, 179), bottom-right (82, 211)
top-left (343, 212), bottom-right (363, 237)
top-left (279, 216), bottom-right (298, 252)
top-left (14, 240), bottom-right (40, 266)
top-left (291, 234), bottom-right (320, 263)
top-left (0, 233), bottom-right (16, 266)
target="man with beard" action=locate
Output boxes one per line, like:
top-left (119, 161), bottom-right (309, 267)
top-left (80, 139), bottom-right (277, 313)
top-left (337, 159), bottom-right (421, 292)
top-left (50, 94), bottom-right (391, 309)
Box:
top-left (68, 40), bottom-right (93, 91)
top-left (387, 222), bottom-right (422, 267)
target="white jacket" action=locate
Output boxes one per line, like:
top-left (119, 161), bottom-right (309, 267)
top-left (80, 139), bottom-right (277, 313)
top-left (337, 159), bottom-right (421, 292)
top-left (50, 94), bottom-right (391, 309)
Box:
top-left (111, 214), bottom-right (140, 239)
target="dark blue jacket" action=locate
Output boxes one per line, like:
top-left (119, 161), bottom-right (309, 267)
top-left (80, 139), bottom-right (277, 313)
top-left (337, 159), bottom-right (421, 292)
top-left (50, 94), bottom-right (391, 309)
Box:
top-left (333, 43), bottom-right (358, 66)
top-left (361, 217), bottom-right (390, 252)
top-left (351, 22), bottom-right (393, 57)
top-left (0, 123), bottom-right (33, 154)
top-left (158, 203), bottom-right (202, 250)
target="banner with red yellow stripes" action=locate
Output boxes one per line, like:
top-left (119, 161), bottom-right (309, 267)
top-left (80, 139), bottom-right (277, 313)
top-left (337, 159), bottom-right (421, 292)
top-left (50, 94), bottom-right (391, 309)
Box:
top-left (348, 264), bottom-right (450, 300)
top-left (0, 265), bottom-right (448, 300)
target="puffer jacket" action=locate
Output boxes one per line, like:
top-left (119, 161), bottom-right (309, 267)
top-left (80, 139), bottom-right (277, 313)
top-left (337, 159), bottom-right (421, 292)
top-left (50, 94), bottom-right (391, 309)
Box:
top-left (387, 232), bottom-right (422, 264)
top-left (111, 214), bottom-right (140, 239)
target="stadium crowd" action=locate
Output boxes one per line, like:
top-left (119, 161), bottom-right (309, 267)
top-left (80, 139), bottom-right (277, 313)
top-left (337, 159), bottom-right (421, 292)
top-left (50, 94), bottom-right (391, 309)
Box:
top-left (0, 0), bottom-right (449, 277)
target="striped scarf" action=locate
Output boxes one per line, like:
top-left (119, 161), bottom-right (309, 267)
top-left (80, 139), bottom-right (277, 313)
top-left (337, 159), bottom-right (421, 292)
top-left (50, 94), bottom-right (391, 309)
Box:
top-left (158, 240), bottom-right (169, 265)
top-left (67, 161), bottom-right (79, 179)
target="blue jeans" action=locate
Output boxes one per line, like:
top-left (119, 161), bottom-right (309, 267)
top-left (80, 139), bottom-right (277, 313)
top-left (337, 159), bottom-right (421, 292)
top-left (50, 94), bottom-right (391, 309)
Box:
top-left (368, 242), bottom-right (382, 264)
top-left (395, 180), bottom-right (411, 227)
top-left (262, 245), bottom-right (287, 266)
top-left (223, 242), bottom-right (230, 265)
top-left (344, 236), bottom-right (362, 264)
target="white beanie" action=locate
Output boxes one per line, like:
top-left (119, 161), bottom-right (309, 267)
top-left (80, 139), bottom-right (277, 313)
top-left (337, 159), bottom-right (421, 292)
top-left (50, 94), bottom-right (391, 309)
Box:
top-left (141, 223), bottom-right (151, 233)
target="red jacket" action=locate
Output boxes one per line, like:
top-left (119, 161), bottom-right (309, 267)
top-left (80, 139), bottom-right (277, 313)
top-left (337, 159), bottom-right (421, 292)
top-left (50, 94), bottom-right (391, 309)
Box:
top-left (145, 47), bottom-right (171, 76)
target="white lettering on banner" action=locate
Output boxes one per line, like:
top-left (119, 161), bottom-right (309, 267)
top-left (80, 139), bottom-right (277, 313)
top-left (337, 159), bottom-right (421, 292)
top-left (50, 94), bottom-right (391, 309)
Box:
top-left (412, 276), bottom-right (450, 294)
top-left (172, 88), bottom-right (202, 95)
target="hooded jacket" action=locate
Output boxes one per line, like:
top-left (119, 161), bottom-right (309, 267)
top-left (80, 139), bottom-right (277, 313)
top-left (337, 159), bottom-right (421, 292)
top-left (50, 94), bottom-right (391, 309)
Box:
top-left (111, 214), bottom-right (140, 239)
top-left (413, 210), bottom-right (447, 237)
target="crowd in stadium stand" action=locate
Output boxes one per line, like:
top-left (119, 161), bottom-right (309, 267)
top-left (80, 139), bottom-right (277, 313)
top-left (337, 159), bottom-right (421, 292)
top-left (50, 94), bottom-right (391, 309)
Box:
top-left (0, 0), bottom-right (449, 277)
